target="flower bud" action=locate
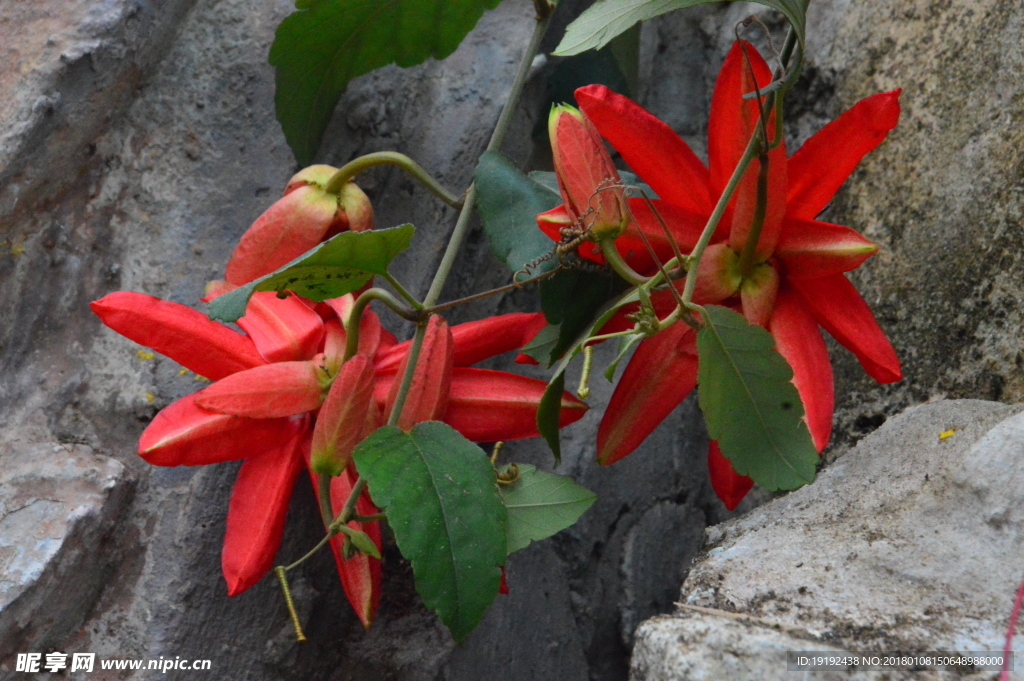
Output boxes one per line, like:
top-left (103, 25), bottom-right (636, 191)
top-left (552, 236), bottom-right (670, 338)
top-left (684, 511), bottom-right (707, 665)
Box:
top-left (549, 104), bottom-right (628, 240)
top-left (225, 165), bottom-right (374, 285)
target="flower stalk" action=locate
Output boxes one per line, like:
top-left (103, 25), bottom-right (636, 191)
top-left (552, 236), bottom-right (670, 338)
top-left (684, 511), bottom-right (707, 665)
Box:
top-left (324, 151), bottom-right (464, 208)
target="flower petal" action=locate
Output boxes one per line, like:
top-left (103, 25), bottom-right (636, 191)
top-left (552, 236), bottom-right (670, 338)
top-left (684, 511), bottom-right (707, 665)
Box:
top-left (769, 286), bottom-right (833, 452)
top-left (91, 292), bottom-right (265, 380)
top-left (790, 274), bottom-right (902, 383)
top-left (787, 90), bottom-right (901, 219)
top-left (775, 218), bottom-right (879, 278)
top-left (310, 354), bottom-right (375, 476)
top-left (310, 464), bottom-right (382, 628)
top-left (446, 368), bottom-right (587, 441)
top-left (575, 84), bottom-right (712, 216)
top-left (139, 393), bottom-right (301, 466)
top-left (225, 185), bottom-right (340, 286)
top-left (222, 427), bottom-right (307, 596)
top-left (708, 440), bottom-right (753, 510)
top-left (195, 361), bottom-right (325, 418)
top-left (597, 322), bottom-right (698, 464)
top-left (378, 313), bottom-right (548, 372)
top-left (708, 41), bottom-right (775, 204)
top-left (237, 292), bottom-right (325, 363)
top-left (373, 368), bottom-right (588, 442)
top-left (719, 41), bottom-right (787, 260)
top-left (385, 315), bottom-right (454, 430)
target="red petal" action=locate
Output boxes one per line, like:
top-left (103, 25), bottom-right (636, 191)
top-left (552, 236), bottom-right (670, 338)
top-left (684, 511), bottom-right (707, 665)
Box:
top-left (308, 465), bottom-right (382, 628)
top-left (597, 323), bottom-right (698, 464)
top-left (708, 41), bottom-right (775, 203)
top-left (377, 312), bottom-right (548, 372)
top-left (775, 218), bottom-right (879, 278)
top-left (310, 355), bottom-right (375, 476)
top-left (222, 429), bottom-right (306, 596)
top-left (729, 140), bottom-right (787, 260)
top-left (374, 368), bottom-right (588, 442)
top-left (91, 292), bottom-right (265, 380)
top-left (769, 286), bottom-right (833, 452)
top-left (139, 393), bottom-right (302, 466)
top-left (447, 368), bottom-right (587, 441)
top-left (575, 84), bottom-right (712, 216)
top-left (196, 361), bottom-right (325, 417)
top-left (320, 299), bottom-right (384, 369)
top-left (787, 90), bottom-right (901, 219)
top-left (238, 292), bottom-right (325, 363)
top-left (790, 274), bottom-right (901, 383)
top-left (385, 315), bottom-right (454, 430)
top-left (708, 440), bottom-right (753, 510)
top-left (225, 185), bottom-right (339, 286)
top-left (716, 41), bottom-right (787, 259)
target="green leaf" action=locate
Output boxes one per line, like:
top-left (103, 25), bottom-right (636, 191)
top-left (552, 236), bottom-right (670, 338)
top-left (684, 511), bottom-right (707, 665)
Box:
top-left (474, 151), bottom-right (561, 279)
top-left (499, 464), bottom-right (596, 553)
top-left (208, 224), bottom-right (415, 322)
top-left (352, 422), bottom-right (505, 641)
top-left (537, 372), bottom-right (569, 465)
top-left (271, 0), bottom-right (504, 165)
top-left (554, 0), bottom-right (806, 58)
top-left (520, 323), bottom-right (561, 365)
top-left (540, 269), bottom-right (628, 363)
top-left (696, 305), bottom-right (817, 491)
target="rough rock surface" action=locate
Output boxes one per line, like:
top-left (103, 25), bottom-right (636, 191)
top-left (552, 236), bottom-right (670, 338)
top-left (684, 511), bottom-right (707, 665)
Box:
top-left (631, 399), bottom-right (1024, 680)
top-left (0, 439), bottom-right (130, 670)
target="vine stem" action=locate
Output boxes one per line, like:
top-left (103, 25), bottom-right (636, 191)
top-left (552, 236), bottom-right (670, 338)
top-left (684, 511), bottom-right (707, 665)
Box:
top-left (343, 287), bottom-right (423, 362)
top-left (388, 11), bottom-right (550, 424)
top-left (324, 151), bottom-right (464, 207)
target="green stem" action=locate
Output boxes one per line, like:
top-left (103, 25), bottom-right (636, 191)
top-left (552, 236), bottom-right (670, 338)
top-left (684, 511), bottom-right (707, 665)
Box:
top-left (344, 288), bottom-right (424, 361)
top-left (600, 240), bottom-right (649, 286)
top-left (285, 533), bottom-right (333, 572)
top-left (422, 267), bottom-right (560, 315)
top-left (423, 13), bottom-right (549, 309)
top-left (324, 151), bottom-right (463, 207)
top-left (334, 478), bottom-right (369, 528)
top-left (737, 151), bottom-right (770, 277)
top-left (387, 14), bottom-right (550, 423)
top-left (383, 272), bottom-right (424, 310)
top-left (317, 472), bottom-right (334, 530)
top-left (679, 132), bottom-right (760, 309)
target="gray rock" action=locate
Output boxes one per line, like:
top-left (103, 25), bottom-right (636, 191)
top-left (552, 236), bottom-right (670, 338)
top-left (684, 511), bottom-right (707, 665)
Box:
top-left (0, 442), bottom-right (130, 679)
top-left (631, 399), bottom-right (1024, 680)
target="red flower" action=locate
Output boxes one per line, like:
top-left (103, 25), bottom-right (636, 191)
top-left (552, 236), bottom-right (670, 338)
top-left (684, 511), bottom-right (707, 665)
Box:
top-left (90, 291), bottom-right (587, 625)
top-left (545, 41), bottom-right (902, 509)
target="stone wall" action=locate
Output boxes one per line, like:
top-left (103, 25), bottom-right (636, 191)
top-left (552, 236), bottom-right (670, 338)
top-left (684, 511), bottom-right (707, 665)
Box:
top-left (3, 0), bottom-right (1021, 678)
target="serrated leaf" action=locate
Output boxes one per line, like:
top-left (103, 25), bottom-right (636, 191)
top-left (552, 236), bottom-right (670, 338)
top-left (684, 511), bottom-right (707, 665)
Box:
top-left (499, 464), bottom-right (596, 553)
top-left (209, 224), bottom-right (415, 322)
top-left (474, 151), bottom-right (561, 279)
top-left (554, 0), bottom-right (806, 58)
top-left (271, 0), bottom-right (503, 165)
top-left (352, 422), bottom-right (505, 641)
top-left (696, 305), bottom-right (817, 491)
